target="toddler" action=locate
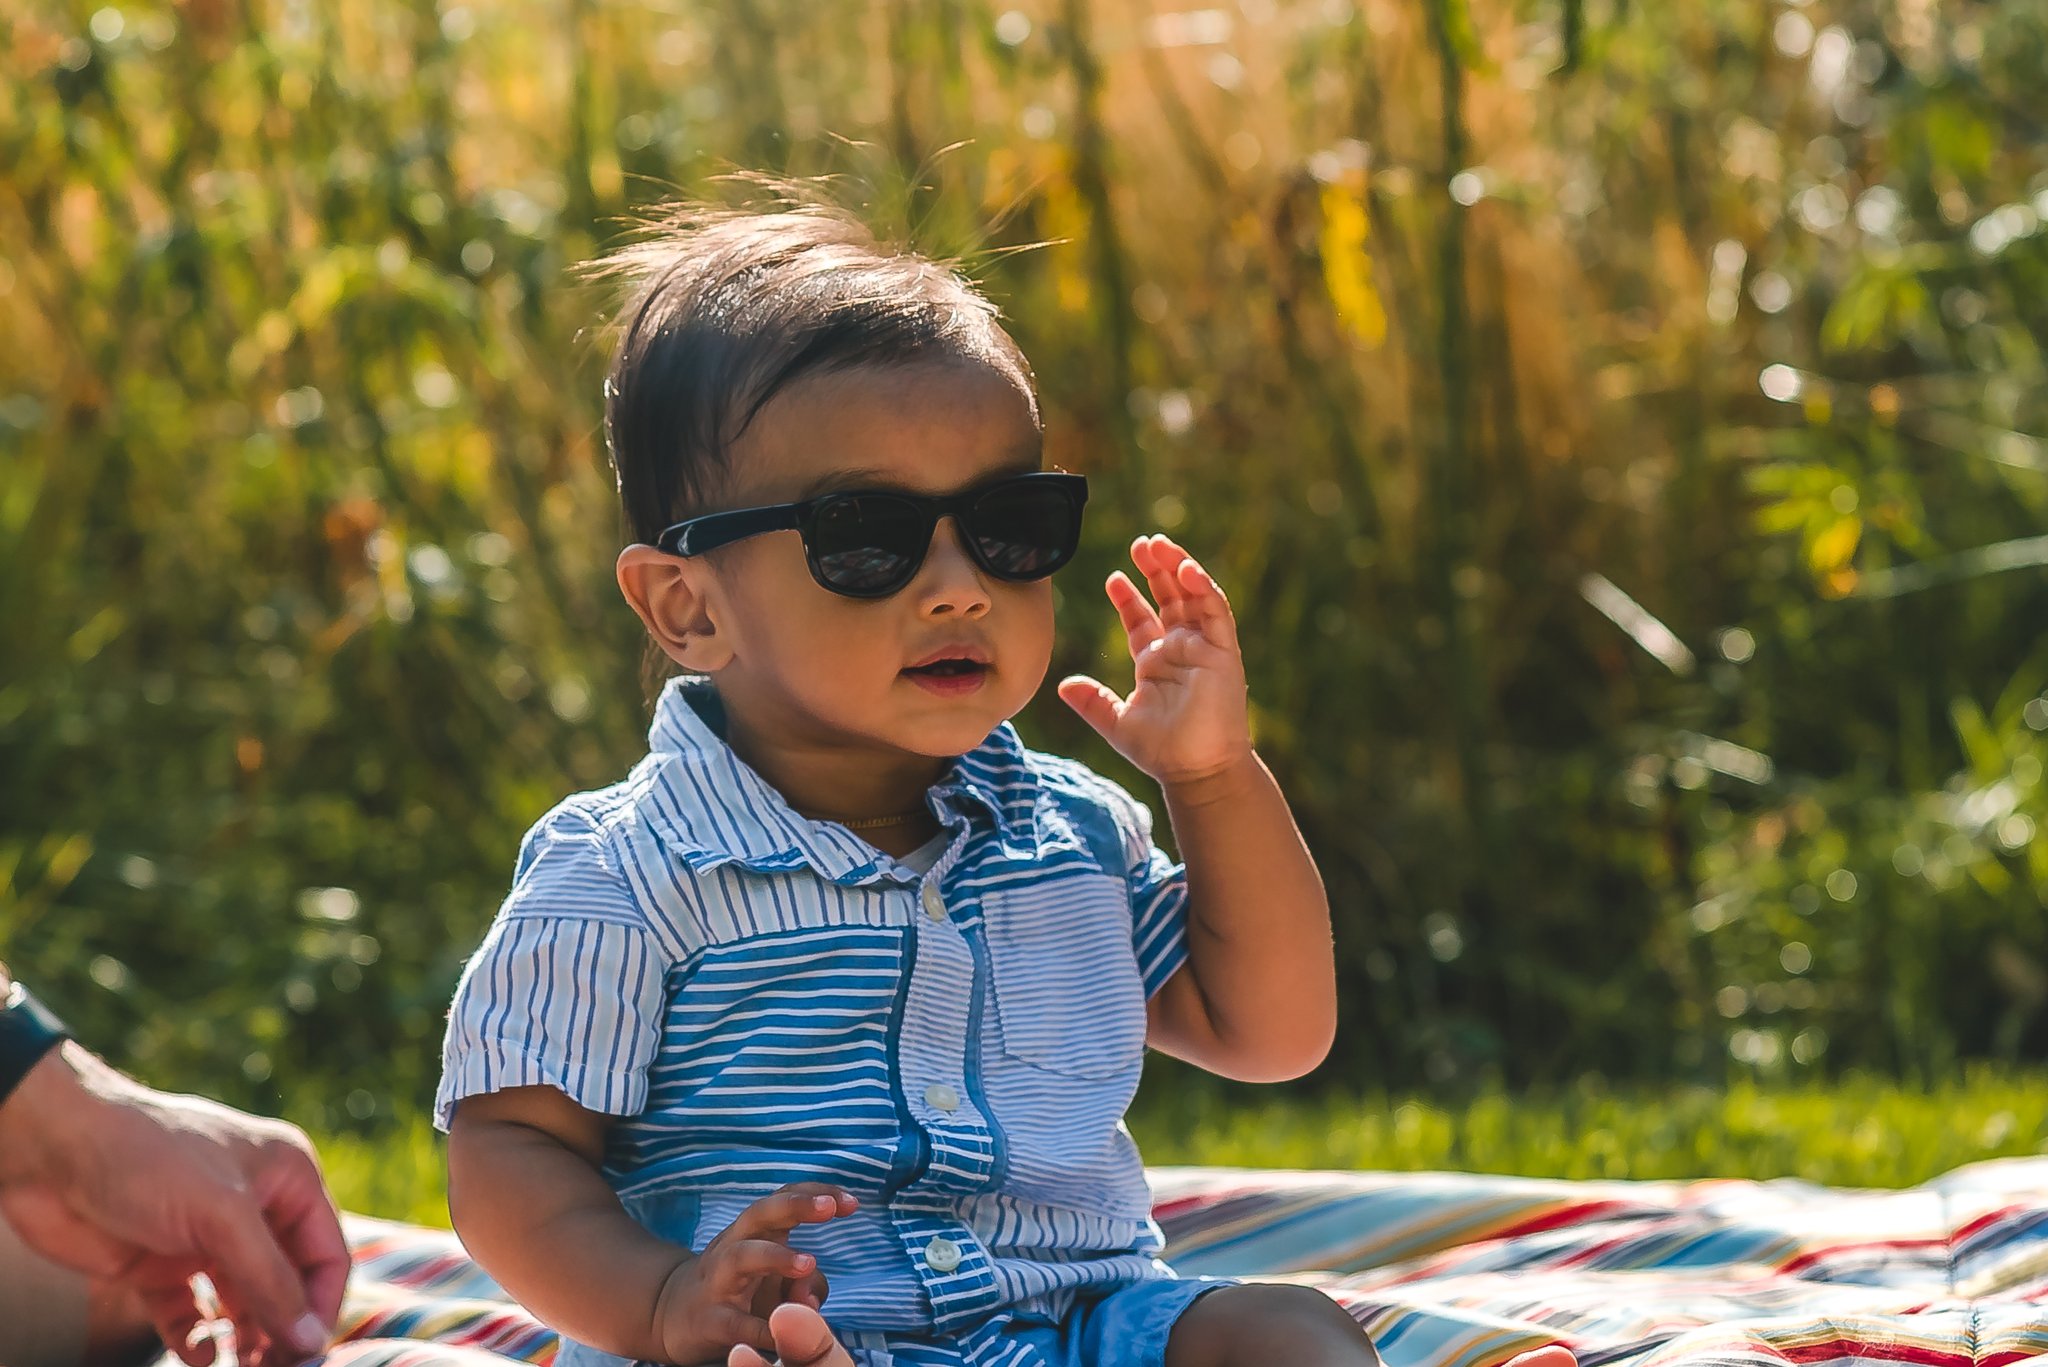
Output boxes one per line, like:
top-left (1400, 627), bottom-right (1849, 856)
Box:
top-left (435, 201), bottom-right (1556, 1367)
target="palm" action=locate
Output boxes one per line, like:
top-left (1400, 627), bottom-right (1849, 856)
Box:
top-left (1058, 535), bottom-right (1249, 785)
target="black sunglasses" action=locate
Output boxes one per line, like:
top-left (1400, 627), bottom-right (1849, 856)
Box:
top-left (655, 471), bottom-right (1090, 599)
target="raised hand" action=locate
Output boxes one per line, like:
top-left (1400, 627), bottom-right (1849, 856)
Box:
top-left (1057, 534), bottom-right (1251, 787)
top-left (655, 1183), bottom-right (855, 1364)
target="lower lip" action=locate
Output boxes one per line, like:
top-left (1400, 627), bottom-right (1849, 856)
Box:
top-left (903, 667), bottom-right (989, 697)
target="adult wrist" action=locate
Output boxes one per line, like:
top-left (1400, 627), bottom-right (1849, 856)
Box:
top-left (0, 976), bottom-right (76, 1119)
top-left (0, 1040), bottom-right (108, 1187)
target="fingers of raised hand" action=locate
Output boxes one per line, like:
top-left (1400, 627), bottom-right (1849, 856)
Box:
top-left (1172, 552), bottom-right (1231, 615)
top-left (1104, 571), bottom-right (1163, 655)
top-left (1161, 542), bottom-right (1235, 639)
top-left (1056, 676), bottom-right (1126, 739)
top-left (1129, 536), bottom-right (1190, 619)
top-left (1135, 533), bottom-right (1235, 637)
top-left (1129, 630), bottom-right (1193, 680)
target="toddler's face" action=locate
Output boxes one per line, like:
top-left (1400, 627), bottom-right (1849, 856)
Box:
top-left (698, 357), bottom-right (1055, 760)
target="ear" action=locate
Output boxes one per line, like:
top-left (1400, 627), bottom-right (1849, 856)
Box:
top-left (616, 545), bottom-right (735, 673)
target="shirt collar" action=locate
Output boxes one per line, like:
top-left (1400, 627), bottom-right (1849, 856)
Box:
top-left (643, 676), bottom-right (1040, 885)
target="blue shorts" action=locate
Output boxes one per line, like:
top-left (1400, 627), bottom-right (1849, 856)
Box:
top-left (556, 1277), bottom-right (1242, 1367)
top-left (998, 1276), bottom-right (1239, 1367)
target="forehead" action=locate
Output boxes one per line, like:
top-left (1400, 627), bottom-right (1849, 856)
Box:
top-left (726, 358), bottom-right (1042, 503)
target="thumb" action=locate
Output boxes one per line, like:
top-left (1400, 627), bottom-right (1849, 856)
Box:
top-left (764, 1301), bottom-right (855, 1367)
top-left (1057, 676), bottom-right (1124, 740)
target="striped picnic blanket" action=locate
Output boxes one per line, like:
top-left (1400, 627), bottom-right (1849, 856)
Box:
top-left (328, 1158), bottom-right (2048, 1367)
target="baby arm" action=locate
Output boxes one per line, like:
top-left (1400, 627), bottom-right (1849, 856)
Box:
top-left (447, 1085), bottom-right (854, 1364)
top-left (1058, 534), bottom-right (1336, 1083)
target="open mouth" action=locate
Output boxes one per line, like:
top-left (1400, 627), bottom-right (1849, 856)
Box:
top-left (904, 658), bottom-right (988, 678)
top-left (902, 653), bottom-right (992, 695)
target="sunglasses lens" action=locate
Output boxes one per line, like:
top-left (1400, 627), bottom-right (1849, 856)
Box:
top-left (970, 481), bottom-right (1082, 579)
top-left (810, 495), bottom-right (926, 593)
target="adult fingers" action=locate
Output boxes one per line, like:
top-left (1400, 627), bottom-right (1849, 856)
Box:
top-left (255, 1139), bottom-right (350, 1336)
top-left (233, 1323), bottom-right (277, 1367)
top-left (764, 1302), bottom-right (854, 1367)
top-left (138, 1281), bottom-right (215, 1367)
top-left (191, 1197), bottom-right (326, 1359)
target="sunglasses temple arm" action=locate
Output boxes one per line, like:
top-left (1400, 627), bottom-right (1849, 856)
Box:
top-left (657, 503), bottom-right (804, 555)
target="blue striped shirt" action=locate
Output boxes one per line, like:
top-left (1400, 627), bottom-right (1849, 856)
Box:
top-left (435, 677), bottom-right (1194, 1365)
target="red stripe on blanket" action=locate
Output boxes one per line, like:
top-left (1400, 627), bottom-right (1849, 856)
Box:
top-left (1490, 1200), bottom-right (1639, 1241)
top-left (1152, 1190), bottom-right (1243, 1220)
top-left (1778, 1240), bottom-right (1945, 1276)
top-left (1778, 1338), bottom-right (1976, 1367)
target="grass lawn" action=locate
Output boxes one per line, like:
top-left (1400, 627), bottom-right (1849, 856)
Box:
top-left (318, 1066), bottom-right (2048, 1229)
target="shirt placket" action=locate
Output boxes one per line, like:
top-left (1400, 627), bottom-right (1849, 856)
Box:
top-left (888, 862), bottom-right (1002, 1336)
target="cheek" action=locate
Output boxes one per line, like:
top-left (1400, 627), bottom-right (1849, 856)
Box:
top-left (1002, 586), bottom-right (1058, 665)
top-left (718, 548), bottom-right (842, 649)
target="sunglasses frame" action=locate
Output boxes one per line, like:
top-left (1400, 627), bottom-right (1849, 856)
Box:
top-left (654, 471), bottom-right (1090, 599)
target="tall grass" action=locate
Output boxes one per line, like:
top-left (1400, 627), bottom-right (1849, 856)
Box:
top-left (2, 1), bottom-right (2045, 1120)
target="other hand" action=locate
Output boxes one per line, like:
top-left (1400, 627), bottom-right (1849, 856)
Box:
top-left (656, 1183), bottom-right (855, 1363)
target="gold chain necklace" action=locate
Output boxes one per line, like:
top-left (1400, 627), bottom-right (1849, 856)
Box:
top-left (799, 808), bottom-right (930, 831)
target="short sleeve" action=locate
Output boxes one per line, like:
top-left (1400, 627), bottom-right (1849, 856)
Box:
top-left (1096, 780), bottom-right (1191, 999)
top-left (434, 807), bottom-right (670, 1131)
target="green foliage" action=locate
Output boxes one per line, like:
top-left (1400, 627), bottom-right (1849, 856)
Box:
top-left (1, 0), bottom-right (2045, 1131)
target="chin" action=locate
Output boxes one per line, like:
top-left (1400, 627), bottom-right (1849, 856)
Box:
top-left (896, 714), bottom-right (1010, 757)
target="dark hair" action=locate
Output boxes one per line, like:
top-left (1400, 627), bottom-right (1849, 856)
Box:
top-left (587, 194), bottom-right (1039, 547)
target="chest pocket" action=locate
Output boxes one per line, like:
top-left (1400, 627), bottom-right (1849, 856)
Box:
top-left (982, 871), bottom-right (1148, 1079)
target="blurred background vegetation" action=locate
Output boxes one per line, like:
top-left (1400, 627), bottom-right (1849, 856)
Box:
top-left (3, 0), bottom-right (2045, 1158)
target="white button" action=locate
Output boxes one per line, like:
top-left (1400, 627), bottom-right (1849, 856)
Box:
top-left (921, 886), bottom-right (947, 921)
top-left (924, 1083), bottom-right (960, 1112)
top-left (925, 1237), bottom-right (962, 1273)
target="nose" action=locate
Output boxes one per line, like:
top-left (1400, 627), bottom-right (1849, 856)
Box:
top-left (911, 516), bottom-right (991, 619)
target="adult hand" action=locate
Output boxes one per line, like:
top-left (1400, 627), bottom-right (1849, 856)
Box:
top-left (0, 1042), bottom-right (349, 1367)
top-left (726, 1301), bottom-right (856, 1367)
